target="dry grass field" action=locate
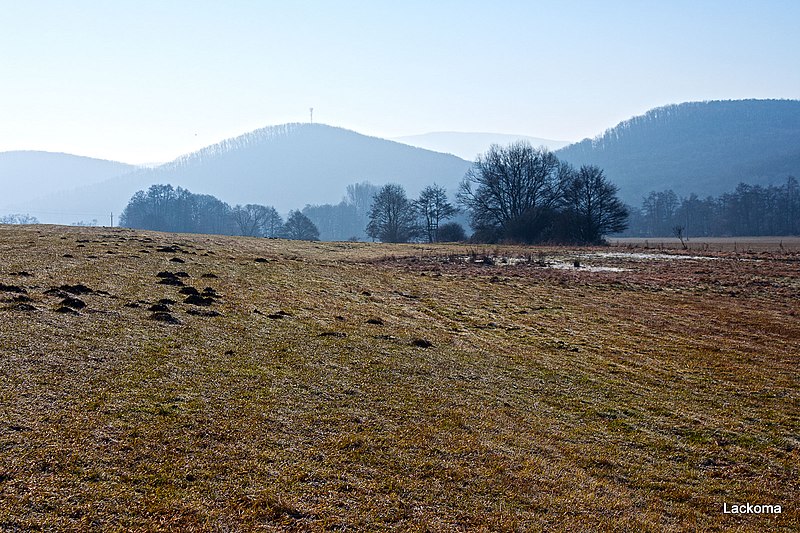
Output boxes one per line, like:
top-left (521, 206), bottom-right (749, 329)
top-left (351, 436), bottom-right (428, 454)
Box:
top-left (610, 236), bottom-right (800, 253)
top-left (0, 225), bottom-right (798, 531)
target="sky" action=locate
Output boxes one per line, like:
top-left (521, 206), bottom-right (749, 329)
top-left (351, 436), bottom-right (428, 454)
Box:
top-left (1, 0), bottom-right (798, 164)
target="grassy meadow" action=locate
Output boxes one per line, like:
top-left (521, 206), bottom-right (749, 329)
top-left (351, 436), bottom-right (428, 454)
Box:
top-left (0, 225), bottom-right (798, 531)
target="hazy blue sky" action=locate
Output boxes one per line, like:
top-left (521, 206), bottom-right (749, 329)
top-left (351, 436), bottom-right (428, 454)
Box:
top-left (1, 1), bottom-right (798, 164)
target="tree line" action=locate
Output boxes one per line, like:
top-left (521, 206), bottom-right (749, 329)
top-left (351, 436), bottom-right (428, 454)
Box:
top-left (364, 182), bottom-right (465, 243)
top-left (110, 142), bottom-right (633, 245)
top-left (624, 176), bottom-right (799, 237)
top-left (336, 142), bottom-right (628, 244)
top-left (300, 182), bottom-right (379, 241)
top-left (0, 214), bottom-right (39, 224)
top-left (119, 184), bottom-right (320, 240)
top-left (117, 181), bottom-right (468, 243)
top-left (10, 140), bottom-right (797, 241)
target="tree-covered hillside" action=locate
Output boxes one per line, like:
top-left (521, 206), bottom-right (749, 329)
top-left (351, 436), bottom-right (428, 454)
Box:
top-left (557, 100), bottom-right (800, 204)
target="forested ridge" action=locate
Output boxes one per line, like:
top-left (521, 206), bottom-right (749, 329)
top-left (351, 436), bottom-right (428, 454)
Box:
top-left (4, 101), bottom-right (799, 238)
top-left (557, 99), bottom-right (800, 203)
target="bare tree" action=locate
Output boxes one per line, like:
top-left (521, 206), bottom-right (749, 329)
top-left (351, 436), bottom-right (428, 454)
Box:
top-left (366, 184), bottom-right (418, 243)
top-left (232, 204), bottom-right (277, 237)
top-left (345, 181), bottom-right (379, 217)
top-left (262, 206), bottom-right (284, 238)
top-left (458, 142), bottom-right (566, 242)
top-left (672, 225), bottom-right (687, 249)
top-left (562, 165), bottom-right (628, 244)
top-left (414, 184), bottom-right (457, 242)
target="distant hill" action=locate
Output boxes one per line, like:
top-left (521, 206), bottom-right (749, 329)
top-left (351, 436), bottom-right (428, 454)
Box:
top-left (0, 151), bottom-right (135, 216)
top-left (26, 124), bottom-right (472, 224)
top-left (11, 102), bottom-right (800, 225)
top-left (556, 99), bottom-right (800, 204)
top-left (394, 132), bottom-right (571, 161)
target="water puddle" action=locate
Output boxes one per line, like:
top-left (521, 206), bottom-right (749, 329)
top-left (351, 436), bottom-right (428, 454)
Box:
top-left (455, 249), bottom-right (724, 273)
top-left (547, 261), bottom-right (629, 272)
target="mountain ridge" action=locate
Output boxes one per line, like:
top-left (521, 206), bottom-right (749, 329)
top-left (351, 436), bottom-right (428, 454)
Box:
top-left (0, 151), bottom-right (135, 214)
top-left (15, 124), bottom-right (473, 224)
top-left (394, 131), bottom-right (570, 160)
top-left (4, 100), bottom-right (800, 225)
top-left (556, 99), bottom-right (800, 203)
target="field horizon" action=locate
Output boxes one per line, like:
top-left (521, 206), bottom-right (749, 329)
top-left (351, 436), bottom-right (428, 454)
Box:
top-left (609, 236), bottom-right (800, 253)
top-left (1, 225), bottom-right (797, 530)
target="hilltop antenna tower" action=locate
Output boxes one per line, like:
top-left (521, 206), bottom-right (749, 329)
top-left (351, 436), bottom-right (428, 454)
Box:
top-left (309, 107), bottom-right (314, 124)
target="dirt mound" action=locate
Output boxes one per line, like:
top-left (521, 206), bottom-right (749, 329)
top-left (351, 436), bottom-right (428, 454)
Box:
top-left (156, 245), bottom-right (181, 253)
top-left (149, 311), bottom-right (180, 324)
top-left (60, 297), bottom-right (86, 309)
top-left (0, 284), bottom-right (27, 294)
top-left (157, 277), bottom-right (184, 286)
top-left (8, 303), bottom-right (37, 312)
top-left (187, 309), bottom-right (221, 317)
top-left (59, 284), bottom-right (93, 295)
top-left (184, 294), bottom-right (215, 306)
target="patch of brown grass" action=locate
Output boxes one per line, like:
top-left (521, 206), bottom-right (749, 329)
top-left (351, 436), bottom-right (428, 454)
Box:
top-left (0, 225), bottom-right (797, 531)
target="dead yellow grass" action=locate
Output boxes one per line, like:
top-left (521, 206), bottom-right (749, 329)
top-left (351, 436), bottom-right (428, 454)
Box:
top-left (0, 225), bottom-right (797, 531)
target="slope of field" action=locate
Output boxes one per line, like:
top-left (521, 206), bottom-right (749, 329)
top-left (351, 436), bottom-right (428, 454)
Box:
top-left (0, 226), bottom-right (797, 530)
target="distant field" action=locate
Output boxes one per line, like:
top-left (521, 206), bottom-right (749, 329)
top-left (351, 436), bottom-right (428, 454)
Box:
top-left (1, 226), bottom-right (798, 531)
top-left (610, 236), bottom-right (800, 252)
